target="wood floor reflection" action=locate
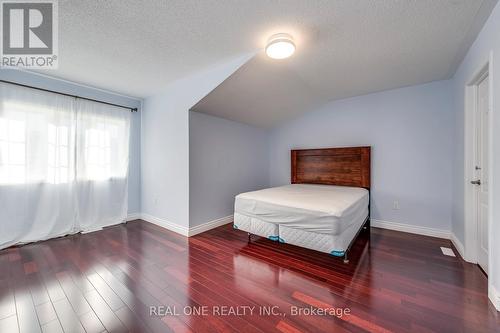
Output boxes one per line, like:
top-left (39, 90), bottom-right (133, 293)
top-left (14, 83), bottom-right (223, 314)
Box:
top-left (0, 220), bottom-right (498, 332)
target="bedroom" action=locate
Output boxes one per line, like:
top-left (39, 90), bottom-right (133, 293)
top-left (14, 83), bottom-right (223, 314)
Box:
top-left (0, 1), bottom-right (499, 332)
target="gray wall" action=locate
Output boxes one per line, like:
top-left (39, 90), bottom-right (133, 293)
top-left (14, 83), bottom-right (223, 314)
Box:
top-left (189, 111), bottom-right (269, 227)
top-left (451, 1), bottom-right (499, 244)
top-left (269, 80), bottom-right (454, 232)
top-left (141, 54), bottom-right (253, 228)
top-left (451, 1), bottom-right (500, 301)
top-left (0, 69), bottom-right (142, 214)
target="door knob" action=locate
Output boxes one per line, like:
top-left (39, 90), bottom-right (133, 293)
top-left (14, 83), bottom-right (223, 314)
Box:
top-left (471, 179), bottom-right (481, 185)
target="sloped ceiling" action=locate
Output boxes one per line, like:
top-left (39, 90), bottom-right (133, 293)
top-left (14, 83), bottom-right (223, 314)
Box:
top-left (192, 54), bottom-right (326, 127)
top-left (192, 0), bottom-right (498, 128)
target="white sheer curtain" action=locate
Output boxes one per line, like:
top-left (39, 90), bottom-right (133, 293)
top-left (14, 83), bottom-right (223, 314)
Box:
top-left (0, 82), bottom-right (130, 250)
top-left (75, 99), bottom-right (130, 232)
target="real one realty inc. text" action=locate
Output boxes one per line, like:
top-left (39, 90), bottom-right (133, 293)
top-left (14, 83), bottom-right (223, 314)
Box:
top-left (150, 305), bottom-right (351, 318)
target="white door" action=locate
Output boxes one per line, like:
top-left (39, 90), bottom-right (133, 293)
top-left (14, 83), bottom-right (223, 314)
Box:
top-left (475, 74), bottom-right (489, 273)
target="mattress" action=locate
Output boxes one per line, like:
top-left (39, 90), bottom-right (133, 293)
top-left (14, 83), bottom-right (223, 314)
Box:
top-left (233, 212), bottom-right (368, 255)
top-left (233, 212), bottom-right (279, 239)
top-left (234, 184), bottom-right (369, 235)
top-left (279, 220), bottom-right (364, 255)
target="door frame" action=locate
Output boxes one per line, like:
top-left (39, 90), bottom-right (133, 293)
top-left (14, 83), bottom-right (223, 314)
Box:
top-left (463, 52), bottom-right (493, 274)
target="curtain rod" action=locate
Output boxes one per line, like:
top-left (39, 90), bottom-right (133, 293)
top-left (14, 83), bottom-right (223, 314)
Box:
top-left (0, 79), bottom-right (138, 112)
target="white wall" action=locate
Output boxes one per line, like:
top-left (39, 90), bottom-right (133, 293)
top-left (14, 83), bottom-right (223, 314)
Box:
top-left (141, 53), bottom-right (254, 229)
top-left (269, 80), bottom-right (454, 233)
top-left (0, 69), bottom-right (142, 215)
top-left (451, 1), bottom-right (500, 309)
top-left (189, 111), bottom-right (269, 227)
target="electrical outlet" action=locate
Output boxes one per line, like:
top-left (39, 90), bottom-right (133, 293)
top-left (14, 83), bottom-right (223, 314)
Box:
top-left (393, 201), bottom-right (400, 210)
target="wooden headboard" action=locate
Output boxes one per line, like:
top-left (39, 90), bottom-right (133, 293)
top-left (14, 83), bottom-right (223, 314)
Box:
top-left (291, 147), bottom-right (371, 189)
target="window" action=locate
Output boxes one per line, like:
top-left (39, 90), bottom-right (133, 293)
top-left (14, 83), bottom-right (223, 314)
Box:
top-left (0, 85), bottom-right (130, 186)
top-left (84, 128), bottom-right (111, 180)
top-left (0, 82), bottom-right (131, 248)
top-left (47, 124), bottom-right (71, 184)
top-left (0, 118), bottom-right (26, 184)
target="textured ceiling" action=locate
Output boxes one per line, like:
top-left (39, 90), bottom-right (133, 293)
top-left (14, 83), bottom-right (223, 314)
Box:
top-left (190, 0), bottom-right (497, 127)
top-left (31, 0), bottom-right (497, 124)
top-left (41, 0), bottom-right (329, 97)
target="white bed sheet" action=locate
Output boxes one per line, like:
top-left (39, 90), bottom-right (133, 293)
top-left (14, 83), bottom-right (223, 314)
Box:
top-left (234, 184), bottom-right (369, 235)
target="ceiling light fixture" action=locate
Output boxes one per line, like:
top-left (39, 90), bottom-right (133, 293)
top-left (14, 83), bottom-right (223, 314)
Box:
top-left (265, 33), bottom-right (295, 59)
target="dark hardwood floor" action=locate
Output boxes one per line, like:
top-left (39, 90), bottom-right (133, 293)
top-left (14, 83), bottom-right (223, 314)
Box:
top-left (0, 220), bottom-right (498, 333)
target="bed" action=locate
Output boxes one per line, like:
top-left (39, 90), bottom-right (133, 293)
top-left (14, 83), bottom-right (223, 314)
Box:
top-left (233, 146), bottom-right (371, 263)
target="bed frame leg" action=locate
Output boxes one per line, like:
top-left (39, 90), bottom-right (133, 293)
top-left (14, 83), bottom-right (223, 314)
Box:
top-left (343, 253), bottom-right (349, 264)
top-left (247, 233), bottom-right (251, 243)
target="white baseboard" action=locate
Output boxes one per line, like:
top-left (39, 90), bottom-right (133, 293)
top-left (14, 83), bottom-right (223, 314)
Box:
top-left (140, 213), bottom-right (189, 237)
top-left (450, 233), bottom-right (467, 261)
top-left (126, 213), bottom-right (142, 222)
top-left (489, 284), bottom-right (500, 312)
top-left (126, 213), bottom-right (233, 237)
top-left (188, 215), bottom-right (233, 237)
top-left (81, 227), bottom-right (103, 234)
top-left (371, 219), bottom-right (450, 239)
top-left (129, 214), bottom-right (463, 254)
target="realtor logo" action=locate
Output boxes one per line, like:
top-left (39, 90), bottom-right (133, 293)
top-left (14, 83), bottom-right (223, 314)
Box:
top-left (1, 0), bottom-right (58, 68)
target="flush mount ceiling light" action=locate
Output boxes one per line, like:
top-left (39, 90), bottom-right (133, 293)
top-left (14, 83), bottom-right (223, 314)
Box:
top-left (265, 33), bottom-right (295, 59)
